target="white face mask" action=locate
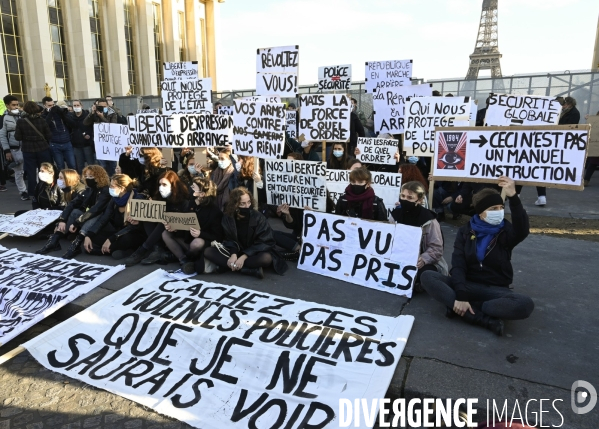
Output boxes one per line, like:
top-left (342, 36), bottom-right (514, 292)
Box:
top-left (57, 179), bottom-right (66, 189)
top-left (218, 159), bottom-right (231, 169)
top-left (301, 140), bottom-right (310, 148)
top-left (138, 156), bottom-right (145, 165)
top-left (10, 109), bottom-right (19, 115)
top-left (74, 107), bottom-right (82, 113)
top-left (235, 162), bottom-right (242, 172)
top-left (483, 209), bottom-right (504, 225)
top-left (38, 171), bottom-right (53, 184)
top-left (159, 184), bottom-right (172, 198)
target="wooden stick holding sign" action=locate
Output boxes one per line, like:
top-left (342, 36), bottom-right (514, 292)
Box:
top-left (0, 232), bottom-right (9, 241)
top-left (160, 148), bottom-right (173, 168)
top-left (164, 212), bottom-right (200, 231)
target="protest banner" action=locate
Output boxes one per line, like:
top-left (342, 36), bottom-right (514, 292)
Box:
top-left (163, 61), bottom-right (199, 80)
top-left (298, 94), bottom-right (351, 142)
top-left (0, 215), bottom-right (13, 234)
top-left (256, 45), bottom-right (299, 97)
top-left (469, 100), bottom-right (478, 126)
top-left (584, 115), bottom-right (599, 157)
top-left (0, 247), bottom-right (124, 345)
top-left (24, 269), bottom-right (414, 429)
top-left (484, 93), bottom-right (562, 126)
top-left (164, 212), bottom-right (200, 231)
top-left (0, 209), bottom-right (62, 236)
top-left (356, 137), bottom-right (398, 165)
top-left (373, 84), bottom-right (433, 134)
top-left (94, 123), bottom-right (140, 161)
top-left (240, 95), bottom-right (282, 104)
top-left (218, 105), bottom-right (234, 115)
top-left (326, 170), bottom-right (402, 219)
top-left (318, 64), bottom-right (352, 91)
top-left (285, 110), bottom-right (297, 138)
top-left (364, 60), bottom-right (412, 93)
top-left (137, 108), bottom-right (159, 114)
top-left (161, 78), bottom-right (213, 115)
top-left (299, 212), bottom-right (421, 297)
top-left (265, 160), bottom-right (327, 211)
top-left (232, 99), bottom-right (286, 158)
top-left (432, 125), bottom-right (590, 190)
top-left (128, 199), bottom-right (166, 222)
top-left (404, 96), bottom-right (472, 157)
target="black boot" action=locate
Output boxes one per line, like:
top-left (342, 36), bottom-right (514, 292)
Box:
top-left (124, 246), bottom-right (153, 267)
top-left (240, 267), bottom-right (264, 280)
top-left (461, 309), bottom-right (504, 336)
top-left (158, 250), bottom-right (179, 265)
top-left (281, 249), bottom-right (300, 261)
top-left (141, 245), bottom-right (164, 265)
top-left (36, 232), bottom-right (63, 254)
top-left (62, 234), bottom-right (85, 259)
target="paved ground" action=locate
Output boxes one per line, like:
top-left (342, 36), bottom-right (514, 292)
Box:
top-left (0, 184), bottom-right (598, 428)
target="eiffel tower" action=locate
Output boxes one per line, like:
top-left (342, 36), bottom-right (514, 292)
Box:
top-left (466, 0), bottom-right (502, 79)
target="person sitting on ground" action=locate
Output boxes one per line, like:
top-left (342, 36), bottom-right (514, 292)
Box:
top-left (421, 176), bottom-right (534, 336)
top-left (453, 182), bottom-right (501, 217)
top-left (211, 149), bottom-right (235, 211)
top-left (82, 174), bottom-right (146, 259)
top-left (57, 168), bottom-right (86, 204)
top-left (163, 177), bottom-right (224, 274)
top-left (37, 165), bottom-right (111, 259)
top-left (204, 187), bottom-right (288, 279)
top-left (273, 203), bottom-right (303, 261)
top-left (391, 181), bottom-right (448, 289)
top-left (335, 167), bottom-right (387, 221)
top-left (431, 179), bottom-right (462, 221)
top-left (117, 147), bottom-right (167, 197)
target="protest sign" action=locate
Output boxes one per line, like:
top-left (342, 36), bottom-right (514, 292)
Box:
top-left (587, 116), bottom-right (599, 157)
top-left (326, 170), bottom-right (402, 219)
top-left (432, 125), bottom-right (590, 190)
top-left (240, 95), bottom-right (282, 104)
top-left (232, 99), bottom-right (286, 158)
top-left (163, 61), bottom-right (199, 80)
top-left (373, 84), bottom-right (433, 134)
top-left (164, 212), bottom-right (200, 231)
top-left (0, 214), bottom-right (13, 233)
top-left (356, 137), bottom-right (398, 165)
top-left (484, 93), bottom-right (562, 126)
top-left (256, 45), bottom-right (299, 97)
top-left (299, 212), bottom-right (421, 297)
top-left (94, 123), bottom-right (140, 161)
top-left (161, 78), bottom-right (213, 115)
top-left (365, 60), bottom-right (412, 93)
top-left (265, 160), bottom-right (327, 211)
top-left (0, 209), bottom-right (62, 236)
top-left (285, 110), bottom-right (297, 138)
top-left (25, 269), bottom-right (414, 429)
top-left (128, 199), bottom-right (166, 222)
top-left (298, 94), bottom-right (351, 142)
top-left (404, 96), bottom-right (472, 157)
top-left (318, 64), bottom-right (352, 91)
top-left (218, 105), bottom-right (234, 115)
top-left (137, 108), bottom-right (159, 114)
top-left (0, 247), bottom-right (124, 345)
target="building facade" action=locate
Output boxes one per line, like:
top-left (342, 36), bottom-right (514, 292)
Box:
top-left (0, 0), bottom-right (222, 102)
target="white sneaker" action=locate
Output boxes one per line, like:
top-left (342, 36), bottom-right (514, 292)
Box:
top-left (534, 196), bottom-right (546, 206)
top-left (204, 258), bottom-right (217, 274)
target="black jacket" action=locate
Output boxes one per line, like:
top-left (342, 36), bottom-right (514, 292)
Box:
top-left (14, 114), bottom-right (52, 153)
top-left (222, 210), bottom-right (288, 275)
top-left (451, 195), bottom-right (529, 300)
top-left (186, 200), bottom-right (224, 244)
top-left (67, 111), bottom-right (93, 148)
top-left (119, 153), bottom-right (145, 181)
top-left (350, 111), bottom-right (366, 149)
top-left (32, 182), bottom-right (65, 210)
top-left (334, 194), bottom-right (387, 221)
top-left (558, 107), bottom-right (580, 125)
top-left (86, 199), bottom-right (143, 243)
top-left (59, 185), bottom-right (111, 228)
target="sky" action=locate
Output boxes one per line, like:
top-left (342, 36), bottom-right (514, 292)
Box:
top-left (215, 0), bottom-right (598, 91)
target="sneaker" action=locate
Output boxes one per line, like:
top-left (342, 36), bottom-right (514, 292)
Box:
top-left (203, 258), bottom-right (217, 274)
top-left (20, 192), bottom-right (30, 201)
top-left (0, 186), bottom-right (6, 192)
top-left (534, 196), bottom-right (546, 206)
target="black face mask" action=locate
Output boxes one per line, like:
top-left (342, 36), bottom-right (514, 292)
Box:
top-left (351, 184), bottom-right (367, 195)
top-left (401, 199), bottom-right (417, 211)
top-left (237, 207), bottom-right (251, 217)
top-left (85, 178), bottom-right (97, 188)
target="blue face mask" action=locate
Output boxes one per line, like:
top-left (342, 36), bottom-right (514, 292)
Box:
top-left (333, 150), bottom-right (344, 158)
top-left (408, 156), bottom-right (419, 164)
top-left (109, 188), bottom-right (120, 198)
top-left (188, 165), bottom-right (197, 175)
top-left (103, 107), bottom-right (108, 114)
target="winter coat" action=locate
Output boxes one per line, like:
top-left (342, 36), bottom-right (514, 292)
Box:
top-left (67, 111), bottom-right (93, 148)
top-left (59, 185), bottom-right (111, 228)
top-left (335, 194), bottom-right (387, 221)
top-left (62, 181), bottom-right (87, 204)
top-left (86, 199), bottom-right (143, 244)
top-left (185, 200), bottom-right (224, 244)
top-left (14, 114), bottom-right (52, 152)
top-left (558, 106), bottom-right (580, 125)
top-left (451, 195), bottom-right (529, 300)
top-left (32, 181), bottom-right (65, 210)
top-left (419, 219), bottom-right (449, 275)
top-left (222, 210), bottom-right (288, 275)
top-left (350, 111), bottom-right (366, 150)
top-left (118, 153), bottom-right (145, 181)
top-left (42, 108), bottom-right (71, 143)
top-left (0, 112), bottom-right (23, 154)
top-left (83, 109), bottom-right (118, 126)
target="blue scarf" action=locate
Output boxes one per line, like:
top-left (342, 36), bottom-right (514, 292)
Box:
top-left (114, 190), bottom-right (136, 207)
top-left (470, 214), bottom-right (504, 262)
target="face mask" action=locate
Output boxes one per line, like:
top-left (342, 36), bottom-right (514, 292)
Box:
top-left (401, 199), bottom-right (417, 211)
top-left (103, 107), bottom-right (108, 114)
top-left (188, 165), bottom-right (197, 175)
top-left (351, 184), bottom-right (366, 195)
top-left (85, 178), bottom-right (97, 188)
top-left (38, 171), bottom-right (53, 184)
top-left (57, 179), bottom-right (66, 189)
top-left (218, 160), bottom-right (231, 169)
top-left (159, 185), bottom-right (172, 198)
top-left (138, 157), bottom-right (146, 165)
top-left (301, 140), bottom-right (310, 148)
top-left (408, 156), bottom-right (419, 164)
top-left (109, 188), bottom-right (120, 198)
top-left (235, 162), bottom-right (242, 172)
top-left (483, 209), bottom-right (504, 225)
top-left (238, 207), bottom-right (251, 217)
top-left (10, 109), bottom-right (19, 115)
top-left (74, 107), bottom-right (82, 113)
top-left (333, 150), bottom-right (344, 158)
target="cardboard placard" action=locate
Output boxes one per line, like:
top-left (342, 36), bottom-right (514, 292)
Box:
top-left (365, 59), bottom-right (412, 93)
top-left (163, 61), bottom-right (199, 80)
top-left (232, 99), bottom-right (286, 158)
top-left (164, 212), bottom-right (200, 231)
top-left (127, 199), bottom-right (166, 222)
top-left (484, 93), bottom-right (561, 127)
top-left (373, 83), bottom-right (433, 134)
top-left (256, 45), bottom-right (299, 97)
top-left (161, 78), bottom-right (213, 115)
top-left (94, 123), bottom-right (140, 162)
top-left (356, 137), bottom-right (398, 165)
top-left (587, 116), bottom-right (599, 157)
top-left (318, 64), bottom-right (352, 91)
top-left (265, 159), bottom-right (327, 211)
top-left (0, 209), bottom-right (62, 236)
top-left (297, 94), bottom-right (351, 142)
top-left (285, 110), bottom-right (297, 139)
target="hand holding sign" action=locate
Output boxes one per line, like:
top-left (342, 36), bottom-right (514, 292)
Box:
top-left (498, 175), bottom-right (516, 197)
top-left (189, 227), bottom-right (201, 238)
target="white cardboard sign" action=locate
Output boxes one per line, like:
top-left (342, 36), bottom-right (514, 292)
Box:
top-left (265, 160), bottom-right (327, 211)
top-left (365, 60), bottom-right (412, 93)
top-left (484, 93), bottom-right (562, 127)
top-left (356, 137), bottom-right (398, 165)
top-left (163, 61), bottom-right (199, 80)
top-left (256, 45), bottom-right (299, 97)
top-left (0, 209), bottom-right (62, 236)
top-left (161, 78), bottom-right (213, 115)
top-left (232, 99), bottom-right (286, 158)
top-left (94, 123), bottom-right (140, 161)
top-left (373, 84), bottom-right (433, 134)
top-left (318, 64), bottom-right (352, 91)
top-left (298, 94), bottom-right (351, 142)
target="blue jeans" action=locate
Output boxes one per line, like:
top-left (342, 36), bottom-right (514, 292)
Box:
top-left (97, 159), bottom-right (116, 176)
top-left (23, 149), bottom-right (53, 197)
top-left (73, 146), bottom-right (96, 174)
top-left (50, 142), bottom-right (76, 170)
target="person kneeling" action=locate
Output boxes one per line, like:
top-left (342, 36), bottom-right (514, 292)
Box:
top-left (421, 176), bottom-right (534, 336)
top-left (204, 187), bottom-right (288, 279)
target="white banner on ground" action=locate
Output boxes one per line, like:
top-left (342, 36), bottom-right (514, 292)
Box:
top-left (0, 214), bottom-right (13, 230)
top-left (25, 269), bottom-right (414, 429)
top-left (484, 94), bottom-right (562, 127)
top-left (256, 45), bottom-right (299, 97)
top-left (285, 110), bottom-right (297, 139)
top-left (364, 60), bottom-right (412, 93)
top-left (318, 64), bottom-right (352, 91)
top-left (0, 247), bottom-right (124, 345)
top-left (161, 78), bottom-right (213, 115)
top-left (298, 94), bottom-right (351, 142)
top-left (265, 160), bottom-right (327, 211)
top-left (163, 61), bottom-right (199, 80)
top-left (233, 99), bottom-right (286, 158)
top-left (404, 96), bottom-right (472, 157)
top-left (432, 125), bottom-right (589, 190)
top-left (326, 170), bottom-right (402, 219)
top-left (299, 212), bottom-right (421, 297)
top-left (0, 209), bottom-right (62, 236)
top-left (373, 84), bottom-right (433, 134)
top-left (94, 123), bottom-right (140, 161)
top-left (356, 137), bottom-right (398, 165)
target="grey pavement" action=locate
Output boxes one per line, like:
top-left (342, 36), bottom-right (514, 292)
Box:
top-left (0, 184), bottom-right (598, 428)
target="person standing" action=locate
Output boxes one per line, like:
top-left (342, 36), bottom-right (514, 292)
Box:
top-left (68, 100), bottom-right (94, 174)
top-left (84, 98), bottom-right (118, 175)
top-left (0, 95), bottom-right (28, 199)
top-left (41, 97), bottom-right (76, 170)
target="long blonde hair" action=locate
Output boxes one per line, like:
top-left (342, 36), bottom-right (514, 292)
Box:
top-left (61, 169), bottom-right (80, 203)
